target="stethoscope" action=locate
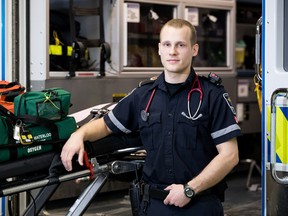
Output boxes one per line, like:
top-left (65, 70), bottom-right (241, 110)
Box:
top-left (140, 75), bottom-right (203, 122)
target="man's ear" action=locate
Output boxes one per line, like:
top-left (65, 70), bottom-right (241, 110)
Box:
top-left (158, 42), bottom-right (161, 55)
top-left (192, 43), bottom-right (199, 57)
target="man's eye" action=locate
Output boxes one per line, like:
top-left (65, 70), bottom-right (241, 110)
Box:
top-left (163, 43), bottom-right (170, 47)
top-left (178, 44), bottom-right (185, 48)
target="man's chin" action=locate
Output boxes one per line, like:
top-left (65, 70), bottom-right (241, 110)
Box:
top-left (166, 67), bottom-right (183, 74)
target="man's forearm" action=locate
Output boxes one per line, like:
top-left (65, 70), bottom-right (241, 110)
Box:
top-left (78, 117), bottom-right (112, 142)
top-left (187, 139), bottom-right (239, 194)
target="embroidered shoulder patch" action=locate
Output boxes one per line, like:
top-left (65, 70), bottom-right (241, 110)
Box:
top-left (223, 93), bottom-right (236, 115)
top-left (138, 76), bottom-right (157, 87)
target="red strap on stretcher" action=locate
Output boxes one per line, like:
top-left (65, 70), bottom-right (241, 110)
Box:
top-left (83, 151), bottom-right (94, 179)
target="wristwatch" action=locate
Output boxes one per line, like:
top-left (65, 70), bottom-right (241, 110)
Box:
top-left (183, 183), bottom-right (196, 198)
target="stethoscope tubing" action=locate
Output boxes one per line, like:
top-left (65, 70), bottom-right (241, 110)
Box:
top-left (142, 75), bottom-right (203, 122)
top-left (184, 76), bottom-right (203, 120)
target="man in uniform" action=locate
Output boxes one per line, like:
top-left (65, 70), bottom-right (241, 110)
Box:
top-left (61, 18), bottom-right (241, 215)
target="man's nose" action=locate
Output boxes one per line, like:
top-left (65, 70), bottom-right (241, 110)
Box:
top-left (169, 45), bottom-right (177, 55)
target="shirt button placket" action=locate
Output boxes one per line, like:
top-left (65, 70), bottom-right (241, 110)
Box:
top-left (165, 112), bottom-right (174, 180)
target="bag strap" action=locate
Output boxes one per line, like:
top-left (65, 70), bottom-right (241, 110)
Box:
top-left (77, 102), bottom-right (115, 126)
top-left (0, 82), bottom-right (25, 102)
top-left (5, 88), bottom-right (25, 102)
top-left (16, 92), bottom-right (25, 116)
top-left (0, 139), bottom-right (66, 150)
top-left (0, 81), bottom-right (20, 89)
top-left (0, 114), bottom-right (15, 144)
top-left (19, 115), bottom-right (59, 140)
top-left (0, 139), bottom-right (66, 162)
top-left (0, 104), bottom-right (17, 122)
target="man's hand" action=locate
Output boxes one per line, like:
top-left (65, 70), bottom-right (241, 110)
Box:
top-left (163, 184), bottom-right (191, 207)
top-left (60, 117), bottom-right (112, 172)
top-left (60, 132), bottom-right (85, 171)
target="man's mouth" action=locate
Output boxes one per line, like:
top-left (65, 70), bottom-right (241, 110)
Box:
top-left (167, 59), bottom-right (179, 63)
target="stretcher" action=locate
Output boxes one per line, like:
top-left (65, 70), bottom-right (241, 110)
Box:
top-left (0, 103), bottom-right (144, 216)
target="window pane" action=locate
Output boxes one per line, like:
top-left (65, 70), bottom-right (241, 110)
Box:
top-left (186, 7), bottom-right (228, 67)
top-left (125, 2), bottom-right (176, 67)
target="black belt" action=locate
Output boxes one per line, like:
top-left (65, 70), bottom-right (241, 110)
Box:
top-left (148, 186), bottom-right (213, 200)
top-left (149, 187), bottom-right (169, 200)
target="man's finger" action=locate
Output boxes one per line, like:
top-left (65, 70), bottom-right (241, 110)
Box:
top-left (61, 151), bottom-right (73, 171)
top-left (78, 149), bottom-right (84, 166)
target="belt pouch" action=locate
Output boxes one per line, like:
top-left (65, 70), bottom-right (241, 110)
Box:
top-left (129, 179), bottom-right (141, 216)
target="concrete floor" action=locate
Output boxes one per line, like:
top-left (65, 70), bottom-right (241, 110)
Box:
top-left (43, 171), bottom-right (262, 216)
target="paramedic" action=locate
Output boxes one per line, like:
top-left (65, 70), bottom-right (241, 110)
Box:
top-left (61, 18), bottom-right (241, 215)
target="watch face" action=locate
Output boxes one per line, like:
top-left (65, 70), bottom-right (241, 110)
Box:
top-left (184, 186), bottom-right (195, 198)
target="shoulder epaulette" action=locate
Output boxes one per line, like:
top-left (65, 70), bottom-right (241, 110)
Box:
top-left (202, 72), bottom-right (222, 85)
top-left (138, 76), bottom-right (157, 87)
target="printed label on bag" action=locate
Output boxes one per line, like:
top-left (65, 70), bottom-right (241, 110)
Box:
top-left (33, 132), bottom-right (52, 141)
top-left (27, 145), bottom-right (42, 153)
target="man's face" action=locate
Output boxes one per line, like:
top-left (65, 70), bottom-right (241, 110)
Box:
top-left (158, 26), bottom-right (198, 75)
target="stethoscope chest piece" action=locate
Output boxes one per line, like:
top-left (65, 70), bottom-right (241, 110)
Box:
top-left (141, 88), bottom-right (156, 122)
top-left (141, 110), bottom-right (149, 122)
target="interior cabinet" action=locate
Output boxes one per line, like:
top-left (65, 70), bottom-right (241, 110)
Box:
top-left (46, 0), bottom-right (236, 76)
top-left (120, 1), bottom-right (235, 73)
top-left (235, 1), bottom-right (262, 73)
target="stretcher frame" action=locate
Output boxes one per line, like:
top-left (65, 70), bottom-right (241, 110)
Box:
top-left (0, 103), bottom-right (143, 216)
top-left (1, 152), bottom-right (144, 216)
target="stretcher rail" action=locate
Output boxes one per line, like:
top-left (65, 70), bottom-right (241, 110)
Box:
top-left (1, 164), bottom-right (106, 197)
top-left (1, 159), bottom-right (144, 197)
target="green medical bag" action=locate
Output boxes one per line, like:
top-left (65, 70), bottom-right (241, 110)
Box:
top-left (0, 116), bottom-right (77, 162)
top-left (14, 88), bottom-right (71, 121)
top-left (0, 87), bottom-right (77, 163)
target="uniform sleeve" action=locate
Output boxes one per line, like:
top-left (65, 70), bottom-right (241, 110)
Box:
top-left (209, 88), bottom-right (241, 144)
top-left (103, 88), bottom-right (139, 134)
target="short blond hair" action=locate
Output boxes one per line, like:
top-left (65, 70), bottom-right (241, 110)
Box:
top-left (160, 19), bottom-right (197, 45)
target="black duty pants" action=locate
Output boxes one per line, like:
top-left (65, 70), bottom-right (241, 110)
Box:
top-left (139, 194), bottom-right (224, 216)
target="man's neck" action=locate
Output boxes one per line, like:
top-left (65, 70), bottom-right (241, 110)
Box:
top-left (164, 72), bottom-right (189, 84)
top-left (164, 67), bottom-right (191, 84)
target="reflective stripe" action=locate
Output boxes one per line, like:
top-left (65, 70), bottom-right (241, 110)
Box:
top-left (211, 124), bottom-right (240, 139)
top-left (108, 111), bottom-right (131, 134)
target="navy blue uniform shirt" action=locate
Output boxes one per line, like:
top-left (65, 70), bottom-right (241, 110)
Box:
top-left (104, 68), bottom-right (241, 186)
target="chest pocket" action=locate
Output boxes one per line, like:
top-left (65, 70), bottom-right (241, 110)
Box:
top-left (139, 112), bottom-right (161, 150)
top-left (176, 114), bottom-right (209, 150)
